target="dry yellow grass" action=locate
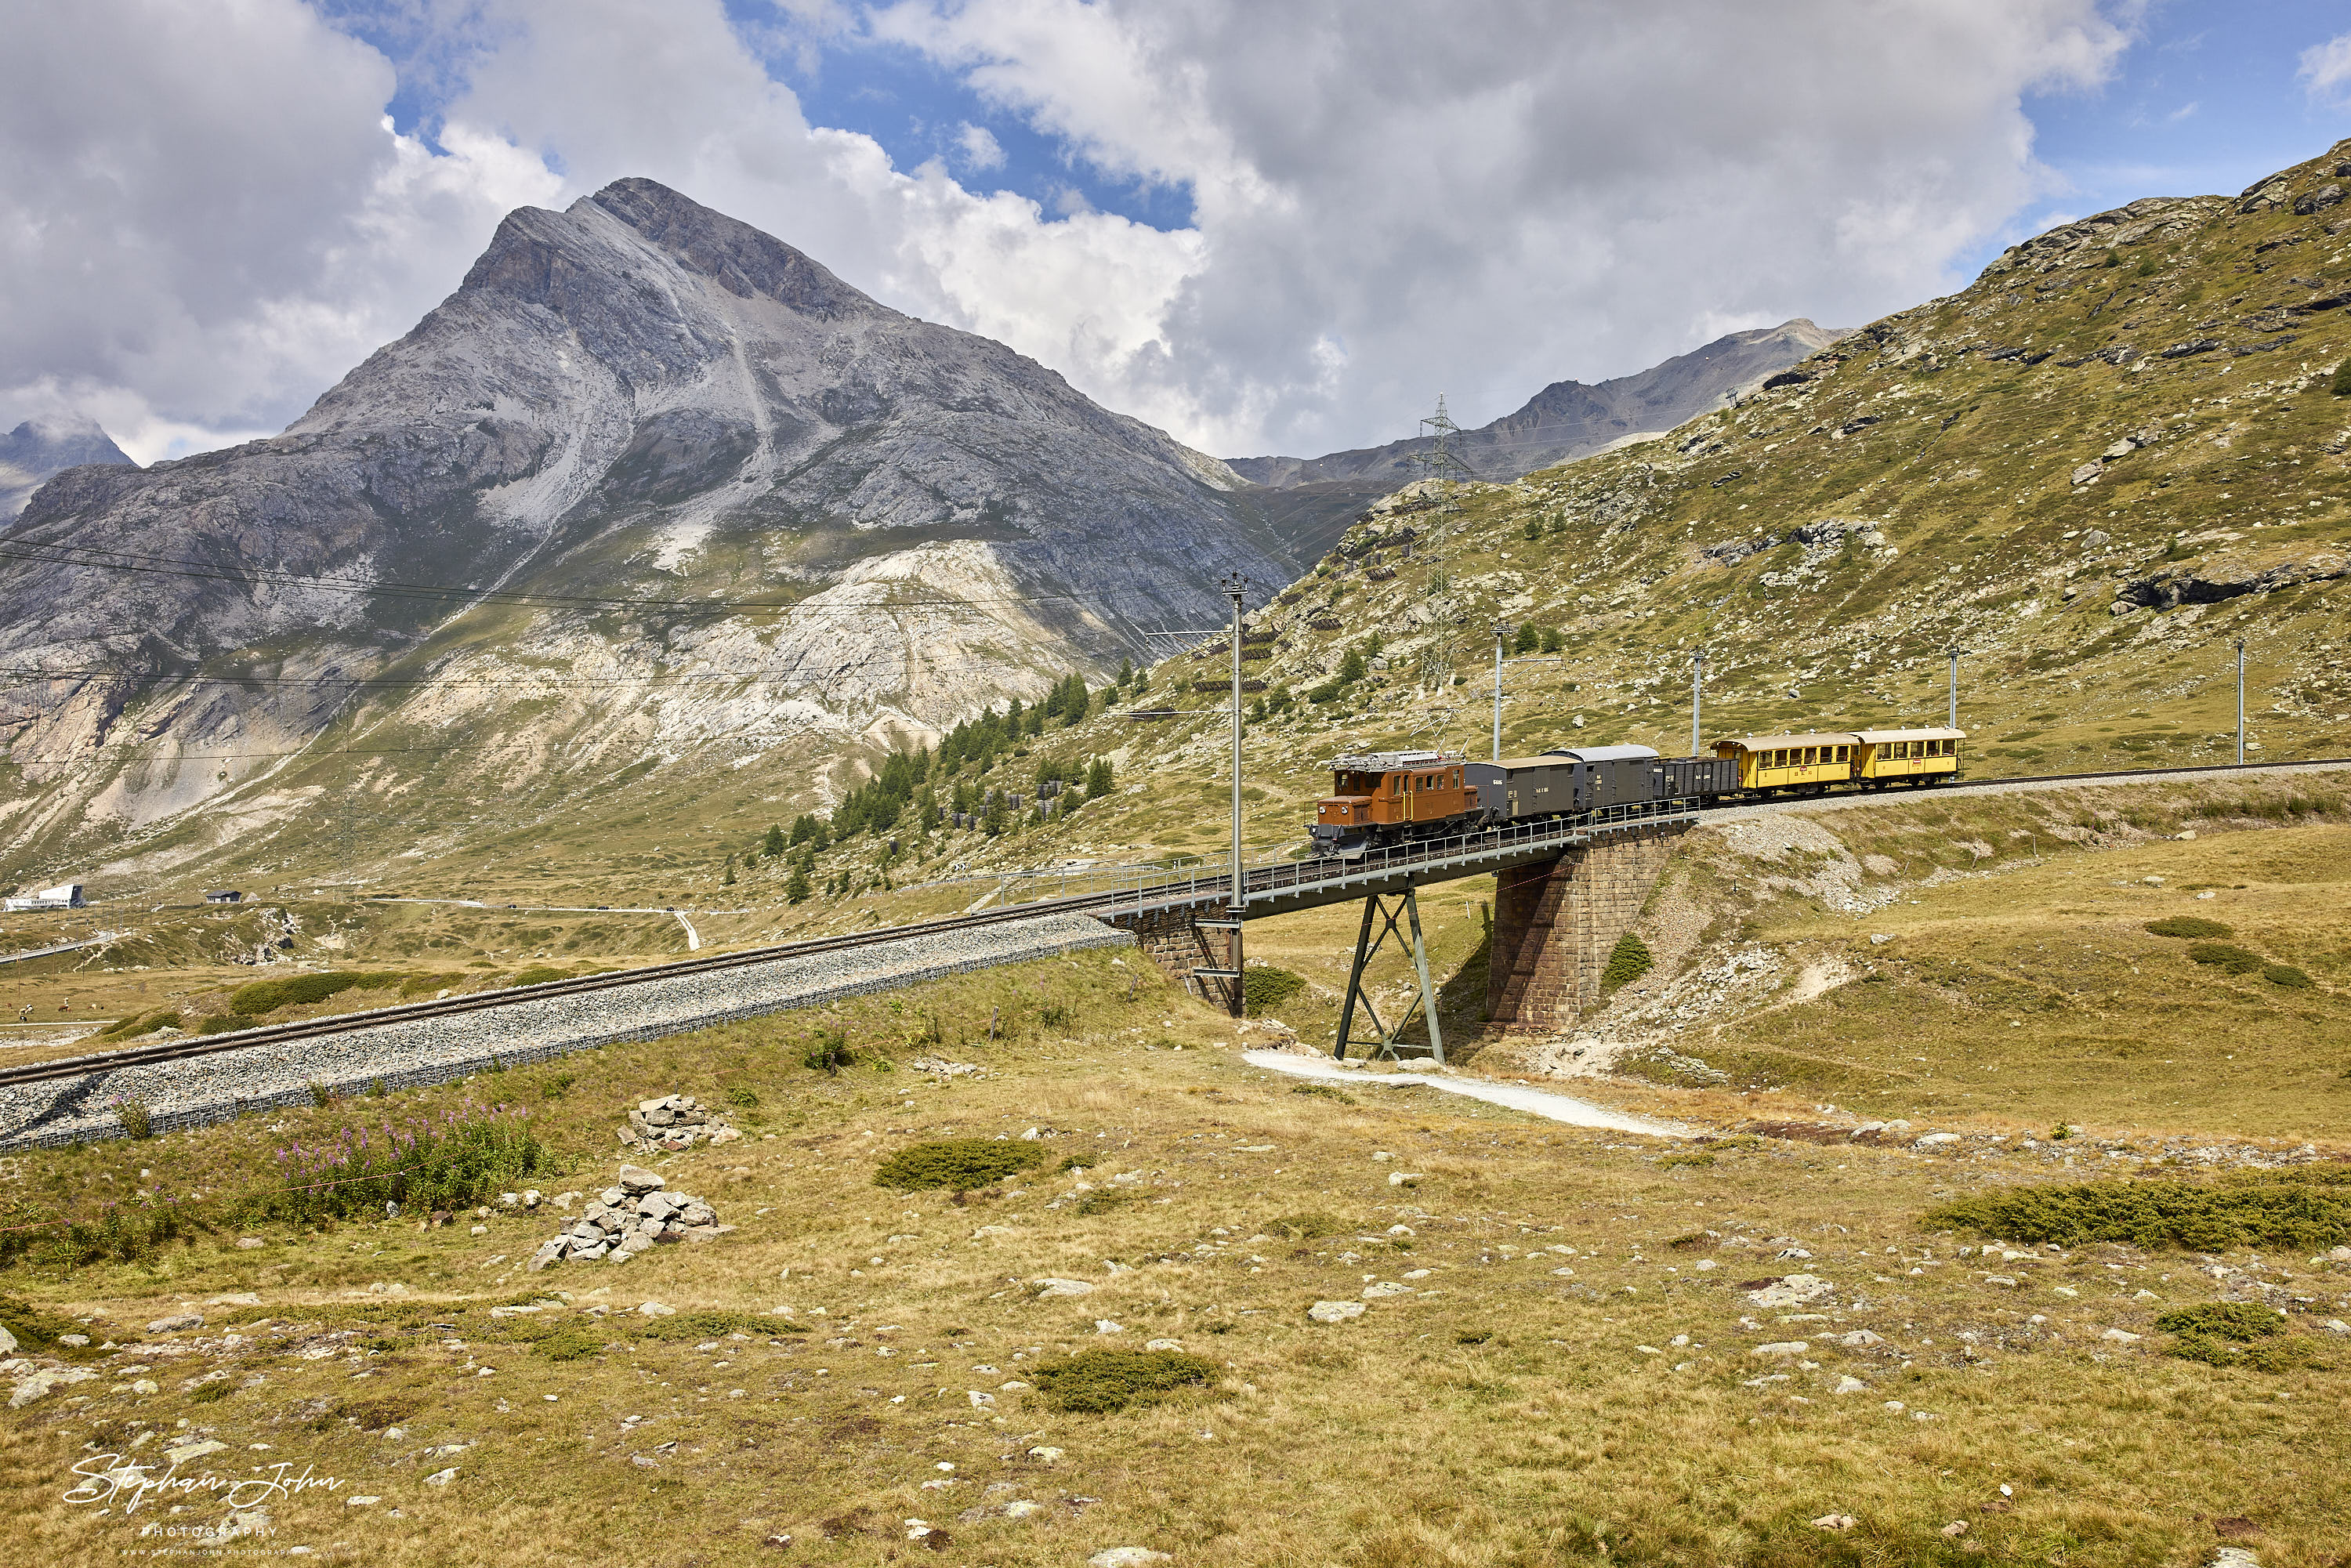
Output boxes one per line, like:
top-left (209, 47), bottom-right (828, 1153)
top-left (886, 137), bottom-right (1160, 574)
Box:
top-left (3, 941), bottom-right (2349, 1566)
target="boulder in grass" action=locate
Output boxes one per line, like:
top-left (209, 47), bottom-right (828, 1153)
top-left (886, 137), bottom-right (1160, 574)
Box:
top-left (616, 1164), bottom-right (665, 1195)
top-left (1307, 1300), bottom-right (1366, 1324)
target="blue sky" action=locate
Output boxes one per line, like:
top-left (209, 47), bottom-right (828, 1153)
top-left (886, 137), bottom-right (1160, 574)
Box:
top-left (1988, 0), bottom-right (2351, 270)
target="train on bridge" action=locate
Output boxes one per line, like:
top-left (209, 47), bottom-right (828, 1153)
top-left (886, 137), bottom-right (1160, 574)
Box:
top-left (1308, 726), bottom-right (1965, 856)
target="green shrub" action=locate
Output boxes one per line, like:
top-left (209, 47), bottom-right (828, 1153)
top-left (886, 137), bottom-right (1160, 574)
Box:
top-left (0, 1295), bottom-right (94, 1355)
top-left (2186, 942), bottom-right (2264, 975)
top-left (1599, 932), bottom-right (1654, 992)
top-left (2144, 916), bottom-right (2233, 939)
top-left (97, 1010), bottom-right (182, 1041)
top-left (637, 1309), bottom-right (802, 1341)
top-left (112, 1097), bottom-right (153, 1140)
top-left (507, 966), bottom-right (567, 988)
top-left (189, 1380), bottom-right (233, 1403)
top-left (2157, 1303), bottom-right (2302, 1369)
top-left (1925, 1171), bottom-right (2351, 1251)
top-left (2334, 359), bottom-right (2351, 397)
top-left (194, 1016), bottom-right (248, 1037)
top-left (542, 1073), bottom-right (575, 1099)
top-left (1074, 1190), bottom-right (1128, 1215)
top-left (1290, 1083), bottom-right (1356, 1105)
top-left (871, 1139), bottom-right (1046, 1191)
top-left (1241, 965), bottom-right (1308, 1016)
top-left (230, 970), bottom-right (408, 1017)
top-left (2154, 1302), bottom-right (2283, 1339)
top-left (2263, 963), bottom-right (2316, 989)
top-left (724, 1085), bottom-right (759, 1108)
top-left (1056, 1152), bottom-right (1098, 1171)
top-left (1029, 1348), bottom-right (1219, 1414)
top-left (802, 1029), bottom-right (855, 1075)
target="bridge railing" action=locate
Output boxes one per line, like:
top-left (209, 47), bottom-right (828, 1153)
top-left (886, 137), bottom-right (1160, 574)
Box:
top-left (962, 797), bottom-right (1697, 920)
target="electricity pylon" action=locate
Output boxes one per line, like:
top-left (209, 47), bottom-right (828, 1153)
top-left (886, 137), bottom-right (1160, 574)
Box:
top-left (1406, 393), bottom-right (1474, 519)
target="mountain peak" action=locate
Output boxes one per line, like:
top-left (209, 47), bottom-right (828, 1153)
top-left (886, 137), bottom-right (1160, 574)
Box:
top-left (578, 177), bottom-right (878, 317)
top-left (0, 415), bottom-right (134, 520)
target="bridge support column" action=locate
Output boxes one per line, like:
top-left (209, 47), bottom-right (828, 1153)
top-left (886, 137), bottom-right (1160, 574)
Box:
top-left (1107, 905), bottom-right (1241, 1013)
top-left (1333, 887), bottom-right (1444, 1064)
top-left (1485, 824), bottom-right (1685, 1031)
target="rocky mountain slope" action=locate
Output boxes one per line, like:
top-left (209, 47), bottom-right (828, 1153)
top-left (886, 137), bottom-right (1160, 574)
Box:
top-left (0, 415), bottom-right (132, 520)
top-left (756, 136), bottom-right (2351, 908)
top-left (1224, 320), bottom-right (1847, 557)
top-left (0, 179), bottom-right (1291, 882)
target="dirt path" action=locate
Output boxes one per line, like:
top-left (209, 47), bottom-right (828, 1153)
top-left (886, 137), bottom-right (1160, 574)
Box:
top-left (1241, 1048), bottom-right (1694, 1138)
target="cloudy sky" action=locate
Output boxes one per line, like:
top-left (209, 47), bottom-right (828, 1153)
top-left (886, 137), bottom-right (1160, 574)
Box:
top-left (5, 0), bottom-right (2348, 465)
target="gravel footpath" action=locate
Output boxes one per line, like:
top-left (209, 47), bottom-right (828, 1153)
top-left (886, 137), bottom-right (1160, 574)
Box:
top-left (1701, 758), bottom-right (2351, 824)
top-left (1241, 1049), bottom-right (1694, 1138)
top-left (0, 913), bottom-right (1131, 1150)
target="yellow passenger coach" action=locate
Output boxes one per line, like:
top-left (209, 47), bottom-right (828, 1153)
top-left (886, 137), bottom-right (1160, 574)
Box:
top-left (1713, 726), bottom-right (1965, 795)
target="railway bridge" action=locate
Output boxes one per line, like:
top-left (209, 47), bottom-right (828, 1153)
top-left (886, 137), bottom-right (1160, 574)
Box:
top-left (1092, 799), bottom-right (1697, 1063)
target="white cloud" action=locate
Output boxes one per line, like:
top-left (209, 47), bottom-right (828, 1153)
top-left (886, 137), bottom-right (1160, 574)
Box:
top-left (955, 122), bottom-right (1006, 170)
top-left (2301, 31), bottom-right (2351, 104)
top-left (0, 0), bottom-right (2139, 467)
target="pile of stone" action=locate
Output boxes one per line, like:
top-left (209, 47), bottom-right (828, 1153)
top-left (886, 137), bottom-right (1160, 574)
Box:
top-left (619, 1093), bottom-right (741, 1152)
top-left (527, 1164), bottom-right (730, 1269)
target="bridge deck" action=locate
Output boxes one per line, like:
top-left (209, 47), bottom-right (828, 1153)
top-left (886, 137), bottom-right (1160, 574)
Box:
top-left (1094, 801), bottom-right (1698, 923)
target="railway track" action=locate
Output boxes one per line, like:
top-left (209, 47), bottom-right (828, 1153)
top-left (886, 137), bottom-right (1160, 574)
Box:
top-left (7, 753), bottom-right (2342, 1092)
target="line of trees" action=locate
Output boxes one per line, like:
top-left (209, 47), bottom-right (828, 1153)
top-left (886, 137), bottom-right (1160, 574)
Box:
top-left (731, 671), bottom-right (1134, 896)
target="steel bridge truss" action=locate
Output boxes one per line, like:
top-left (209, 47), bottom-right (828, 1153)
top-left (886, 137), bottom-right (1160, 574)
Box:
top-left (1333, 886), bottom-right (1444, 1065)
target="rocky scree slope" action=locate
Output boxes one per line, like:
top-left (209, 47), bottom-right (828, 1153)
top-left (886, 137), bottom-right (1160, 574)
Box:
top-left (0, 179), bottom-right (1290, 881)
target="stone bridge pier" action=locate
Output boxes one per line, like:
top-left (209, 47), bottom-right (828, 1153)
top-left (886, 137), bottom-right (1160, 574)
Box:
top-left (1484, 823), bottom-right (1686, 1031)
top-left (1102, 903), bottom-right (1241, 1013)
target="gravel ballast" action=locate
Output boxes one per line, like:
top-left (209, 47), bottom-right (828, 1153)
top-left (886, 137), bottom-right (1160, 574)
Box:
top-left (0, 913), bottom-right (1132, 1149)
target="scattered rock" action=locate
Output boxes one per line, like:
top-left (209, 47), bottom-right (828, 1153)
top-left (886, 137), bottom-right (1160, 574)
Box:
top-left (621, 1094), bottom-right (741, 1153)
top-left (1833, 1375), bottom-right (1869, 1394)
top-left (1810, 1514), bottom-right (1857, 1531)
top-left (2100, 1328), bottom-right (2142, 1344)
top-left (1089, 1550), bottom-right (1172, 1568)
top-left (1361, 1282), bottom-right (1413, 1298)
top-left (1034, 1278), bottom-right (1096, 1298)
top-left (1913, 1132), bottom-right (1960, 1149)
top-left (1027, 1446), bottom-right (1064, 1465)
top-left (1752, 1342), bottom-right (1809, 1357)
top-left (1744, 1274), bottom-right (1833, 1309)
top-left (423, 1467), bottom-right (458, 1487)
top-left (910, 1057), bottom-right (982, 1077)
top-left (529, 1167), bottom-right (725, 1267)
top-left (165, 1438), bottom-right (227, 1467)
top-left (145, 1313), bottom-right (203, 1334)
top-left (236, 1237), bottom-right (266, 1249)
top-left (1143, 1339), bottom-right (1183, 1353)
top-left (1308, 1300), bottom-right (1367, 1324)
